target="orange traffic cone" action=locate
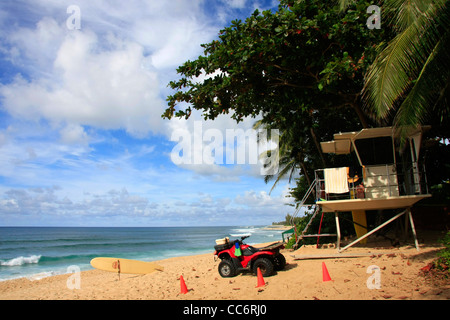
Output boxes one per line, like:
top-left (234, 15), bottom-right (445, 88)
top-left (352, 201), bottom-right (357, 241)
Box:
top-left (255, 267), bottom-right (266, 288)
top-left (180, 275), bottom-right (188, 294)
top-left (322, 262), bottom-right (332, 282)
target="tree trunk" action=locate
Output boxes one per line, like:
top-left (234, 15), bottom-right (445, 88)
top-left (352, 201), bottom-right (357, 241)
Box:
top-left (310, 127), bottom-right (327, 168)
top-left (300, 161), bottom-right (316, 199)
top-left (300, 161), bottom-right (311, 187)
top-left (352, 102), bottom-right (369, 128)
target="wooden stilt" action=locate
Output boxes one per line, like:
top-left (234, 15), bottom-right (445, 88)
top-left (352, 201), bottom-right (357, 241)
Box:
top-left (339, 209), bottom-right (408, 252)
top-left (316, 211), bottom-right (325, 248)
top-left (408, 208), bottom-right (420, 251)
top-left (335, 212), bottom-right (341, 252)
top-left (403, 210), bottom-right (409, 242)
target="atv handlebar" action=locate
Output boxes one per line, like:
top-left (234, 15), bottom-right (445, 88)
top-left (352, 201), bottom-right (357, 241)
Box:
top-left (234, 235), bottom-right (249, 244)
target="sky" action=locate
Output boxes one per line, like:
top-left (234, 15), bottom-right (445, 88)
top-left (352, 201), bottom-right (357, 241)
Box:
top-left (0, 0), bottom-right (297, 227)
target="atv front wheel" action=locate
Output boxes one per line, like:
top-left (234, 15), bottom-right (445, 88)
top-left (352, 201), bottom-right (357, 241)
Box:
top-left (252, 257), bottom-right (274, 277)
top-left (218, 259), bottom-right (237, 277)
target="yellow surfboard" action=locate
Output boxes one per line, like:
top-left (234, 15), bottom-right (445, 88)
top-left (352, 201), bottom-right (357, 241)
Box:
top-left (90, 257), bottom-right (164, 274)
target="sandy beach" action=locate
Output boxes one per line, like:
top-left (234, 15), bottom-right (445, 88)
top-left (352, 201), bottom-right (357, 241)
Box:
top-left (0, 232), bottom-right (448, 301)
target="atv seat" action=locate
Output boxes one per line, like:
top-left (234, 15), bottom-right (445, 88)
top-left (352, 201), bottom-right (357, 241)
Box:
top-left (214, 242), bottom-right (233, 251)
top-left (242, 246), bottom-right (259, 256)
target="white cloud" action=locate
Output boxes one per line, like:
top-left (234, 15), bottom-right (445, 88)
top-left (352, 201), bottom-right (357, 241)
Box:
top-left (0, 180), bottom-right (292, 226)
top-left (149, 17), bottom-right (216, 70)
top-left (6, 17), bottom-right (64, 70)
top-left (166, 108), bottom-right (272, 180)
top-left (0, 0), bottom-right (289, 227)
top-left (226, 0), bottom-right (248, 9)
top-left (0, 0), bottom-right (222, 139)
top-left (0, 186), bottom-right (155, 220)
top-left (1, 24), bottom-right (166, 137)
top-left (59, 124), bottom-right (90, 145)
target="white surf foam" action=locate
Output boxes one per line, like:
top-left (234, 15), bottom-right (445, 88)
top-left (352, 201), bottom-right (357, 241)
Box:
top-left (0, 255), bottom-right (41, 266)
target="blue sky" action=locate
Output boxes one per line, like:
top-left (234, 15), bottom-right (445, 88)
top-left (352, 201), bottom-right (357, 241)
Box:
top-left (0, 0), bottom-right (296, 227)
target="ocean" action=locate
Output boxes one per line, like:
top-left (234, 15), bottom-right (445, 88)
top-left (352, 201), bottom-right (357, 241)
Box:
top-left (0, 226), bottom-right (286, 281)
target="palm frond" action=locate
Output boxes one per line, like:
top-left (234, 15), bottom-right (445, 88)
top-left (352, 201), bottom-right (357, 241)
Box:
top-left (362, 3), bottom-right (444, 120)
top-left (395, 27), bottom-right (450, 131)
top-left (264, 157), bottom-right (298, 194)
top-left (386, 0), bottom-right (441, 31)
top-left (363, 22), bottom-right (424, 119)
top-left (336, 0), bottom-right (357, 12)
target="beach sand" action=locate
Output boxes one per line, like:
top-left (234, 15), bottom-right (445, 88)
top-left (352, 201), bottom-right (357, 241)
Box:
top-left (0, 233), bottom-right (448, 301)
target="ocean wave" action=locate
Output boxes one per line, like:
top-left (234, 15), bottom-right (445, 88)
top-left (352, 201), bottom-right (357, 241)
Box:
top-left (230, 227), bottom-right (258, 233)
top-left (39, 254), bottom-right (101, 263)
top-left (0, 255), bottom-right (41, 266)
top-left (229, 234), bottom-right (251, 238)
top-left (0, 254), bottom-right (88, 266)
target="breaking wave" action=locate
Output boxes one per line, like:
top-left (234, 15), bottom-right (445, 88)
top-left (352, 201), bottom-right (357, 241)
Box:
top-left (0, 255), bottom-right (41, 267)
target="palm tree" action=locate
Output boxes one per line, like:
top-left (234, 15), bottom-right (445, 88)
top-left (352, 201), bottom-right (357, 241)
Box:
top-left (340, 0), bottom-right (450, 139)
top-left (254, 120), bottom-right (316, 194)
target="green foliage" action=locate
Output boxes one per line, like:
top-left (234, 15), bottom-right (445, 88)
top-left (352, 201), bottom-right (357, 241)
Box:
top-left (422, 135), bottom-right (450, 204)
top-left (285, 233), bottom-right (297, 249)
top-left (436, 231), bottom-right (450, 272)
top-left (362, 0), bottom-right (450, 139)
top-left (165, 0), bottom-right (388, 130)
top-left (273, 213), bottom-right (305, 226)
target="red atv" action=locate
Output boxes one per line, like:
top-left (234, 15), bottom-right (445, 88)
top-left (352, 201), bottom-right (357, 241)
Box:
top-left (214, 235), bottom-right (286, 277)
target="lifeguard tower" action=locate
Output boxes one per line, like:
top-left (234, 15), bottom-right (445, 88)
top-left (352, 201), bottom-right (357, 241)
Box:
top-left (289, 126), bottom-right (431, 252)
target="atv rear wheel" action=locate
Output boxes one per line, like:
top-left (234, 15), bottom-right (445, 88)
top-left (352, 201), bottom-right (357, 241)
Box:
top-left (273, 253), bottom-right (286, 271)
top-left (252, 257), bottom-right (274, 277)
top-left (218, 259), bottom-right (237, 277)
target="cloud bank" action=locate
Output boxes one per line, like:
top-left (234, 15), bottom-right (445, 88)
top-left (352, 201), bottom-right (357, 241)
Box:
top-left (0, 0), bottom-right (293, 226)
